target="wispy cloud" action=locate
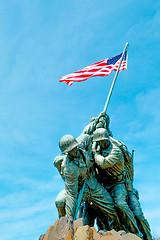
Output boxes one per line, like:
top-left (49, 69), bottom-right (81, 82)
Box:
top-left (121, 87), bottom-right (160, 142)
top-left (0, 173), bottom-right (64, 240)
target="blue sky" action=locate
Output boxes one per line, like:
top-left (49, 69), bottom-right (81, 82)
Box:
top-left (0, 1), bottom-right (160, 239)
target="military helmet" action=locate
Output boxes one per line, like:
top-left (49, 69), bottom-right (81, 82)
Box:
top-left (93, 128), bottom-right (109, 142)
top-left (53, 155), bottom-right (64, 168)
top-left (59, 134), bottom-right (78, 153)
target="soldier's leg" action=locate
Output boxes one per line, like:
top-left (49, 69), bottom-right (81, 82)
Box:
top-left (128, 188), bottom-right (152, 240)
top-left (82, 202), bottom-right (97, 226)
top-left (83, 201), bottom-right (110, 230)
top-left (55, 189), bottom-right (66, 218)
top-left (86, 182), bottom-right (120, 231)
top-left (110, 183), bottom-right (142, 238)
top-left (77, 202), bottom-right (84, 219)
top-left (96, 216), bottom-right (108, 231)
top-left (96, 212), bottom-right (111, 231)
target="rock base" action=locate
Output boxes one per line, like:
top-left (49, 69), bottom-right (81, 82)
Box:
top-left (39, 217), bottom-right (142, 240)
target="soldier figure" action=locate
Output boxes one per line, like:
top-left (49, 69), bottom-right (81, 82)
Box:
top-left (108, 137), bottom-right (152, 240)
top-left (85, 112), bottom-right (152, 239)
top-left (89, 111), bottom-right (152, 240)
top-left (53, 112), bottom-right (152, 239)
top-left (58, 133), bottom-right (120, 230)
top-left (92, 128), bottom-right (142, 238)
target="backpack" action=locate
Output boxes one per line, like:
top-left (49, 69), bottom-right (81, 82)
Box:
top-left (109, 137), bottom-right (134, 189)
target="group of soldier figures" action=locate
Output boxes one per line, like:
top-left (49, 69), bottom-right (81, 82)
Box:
top-left (53, 112), bottom-right (152, 240)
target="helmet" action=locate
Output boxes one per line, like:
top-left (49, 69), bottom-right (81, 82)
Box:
top-left (76, 133), bottom-right (91, 149)
top-left (59, 134), bottom-right (78, 153)
top-left (53, 155), bottom-right (64, 168)
top-left (93, 128), bottom-right (109, 142)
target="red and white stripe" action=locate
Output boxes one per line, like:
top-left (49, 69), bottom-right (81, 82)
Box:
top-left (60, 58), bottom-right (127, 86)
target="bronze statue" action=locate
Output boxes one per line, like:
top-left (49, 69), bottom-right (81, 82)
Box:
top-left (92, 128), bottom-right (142, 238)
top-left (53, 112), bottom-right (152, 240)
top-left (54, 42), bottom-right (153, 239)
top-left (57, 133), bottom-right (120, 230)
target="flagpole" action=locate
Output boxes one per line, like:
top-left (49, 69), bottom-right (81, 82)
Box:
top-left (103, 42), bottom-right (129, 113)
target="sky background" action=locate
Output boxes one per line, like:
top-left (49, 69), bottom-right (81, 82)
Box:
top-left (0, 1), bottom-right (160, 239)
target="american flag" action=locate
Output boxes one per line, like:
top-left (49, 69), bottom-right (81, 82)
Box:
top-left (60, 51), bottom-right (127, 86)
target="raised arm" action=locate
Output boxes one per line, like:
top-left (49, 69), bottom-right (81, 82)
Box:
top-left (94, 144), bottom-right (122, 169)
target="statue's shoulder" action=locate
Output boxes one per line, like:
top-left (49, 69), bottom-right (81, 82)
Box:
top-left (62, 155), bottom-right (79, 177)
top-left (110, 137), bottom-right (123, 146)
top-left (110, 137), bottom-right (128, 153)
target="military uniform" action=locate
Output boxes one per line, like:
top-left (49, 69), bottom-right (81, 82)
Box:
top-left (110, 137), bottom-right (152, 240)
top-left (128, 188), bottom-right (152, 240)
top-left (54, 134), bottom-right (93, 219)
top-left (55, 188), bottom-right (66, 218)
top-left (53, 155), bottom-right (66, 218)
top-left (59, 133), bottom-right (120, 230)
top-left (82, 114), bottom-right (152, 239)
top-left (93, 128), bottom-right (142, 238)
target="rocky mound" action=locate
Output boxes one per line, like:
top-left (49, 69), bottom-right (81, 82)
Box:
top-left (39, 216), bottom-right (142, 240)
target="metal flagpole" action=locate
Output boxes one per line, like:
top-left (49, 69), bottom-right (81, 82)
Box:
top-left (74, 43), bottom-right (129, 221)
top-left (74, 179), bottom-right (87, 220)
top-left (103, 42), bottom-right (129, 113)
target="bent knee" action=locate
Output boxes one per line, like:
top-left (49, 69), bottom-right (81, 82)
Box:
top-left (55, 199), bottom-right (65, 208)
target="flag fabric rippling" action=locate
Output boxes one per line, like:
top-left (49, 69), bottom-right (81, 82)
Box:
top-left (60, 51), bottom-right (127, 86)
